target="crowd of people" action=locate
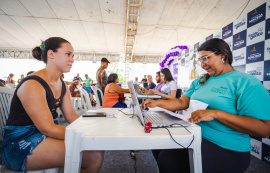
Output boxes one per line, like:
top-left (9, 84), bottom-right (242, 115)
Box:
top-left (1, 37), bottom-right (269, 173)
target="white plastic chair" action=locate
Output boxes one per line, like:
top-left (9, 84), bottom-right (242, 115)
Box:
top-left (0, 87), bottom-right (62, 173)
top-left (78, 88), bottom-right (93, 112)
top-left (0, 87), bottom-right (14, 141)
top-left (91, 86), bottom-right (103, 109)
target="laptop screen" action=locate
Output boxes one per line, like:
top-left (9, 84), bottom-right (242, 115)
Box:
top-left (127, 81), bottom-right (145, 126)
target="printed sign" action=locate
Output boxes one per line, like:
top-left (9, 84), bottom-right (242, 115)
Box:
top-left (266, 18), bottom-right (270, 40)
top-left (251, 138), bottom-right (262, 159)
top-left (213, 30), bottom-right (222, 39)
top-left (247, 21), bottom-right (265, 46)
top-left (247, 3), bottom-right (266, 28)
top-left (181, 58), bottom-right (185, 66)
top-left (222, 23), bottom-right (233, 39)
top-left (233, 15), bottom-right (247, 34)
top-left (264, 60), bottom-right (270, 81)
top-left (246, 61), bottom-right (264, 81)
top-left (266, 1), bottom-right (270, 19)
top-left (185, 48), bottom-right (189, 57)
top-left (224, 37), bottom-right (233, 51)
top-left (246, 41), bottom-right (264, 64)
top-left (206, 34), bottom-right (213, 41)
top-left (233, 64), bottom-right (246, 73)
top-left (194, 42), bottom-right (199, 52)
top-left (265, 39), bottom-right (270, 60)
top-left (232, 47), bottom-right (246, 66)
top-left (263, 81), bottom-right (270, 95)
top-left (233, 30), bottom-right (247, 50)
top-left (262, 143), bottom-right (270, 164)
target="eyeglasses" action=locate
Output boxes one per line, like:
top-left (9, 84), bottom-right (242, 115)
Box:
top-left (198, 51), bottom-right (217, 64)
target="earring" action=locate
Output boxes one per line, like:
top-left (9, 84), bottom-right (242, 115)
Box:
top-left (222, 59), bottom-right (225, 64)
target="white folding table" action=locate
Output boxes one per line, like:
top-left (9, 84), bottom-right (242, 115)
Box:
top-left (64, 108), bottom-right (202, 173)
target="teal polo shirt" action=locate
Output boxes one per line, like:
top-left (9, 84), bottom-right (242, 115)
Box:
top-left (85, 78), bottom-right (92, 87)
top-left (185, 71), bottom-right (270, 152)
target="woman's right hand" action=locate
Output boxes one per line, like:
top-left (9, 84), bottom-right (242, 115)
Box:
top-left (141, 99), bottom-right (157, 110)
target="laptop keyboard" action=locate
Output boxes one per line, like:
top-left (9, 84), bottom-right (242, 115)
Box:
top-left (143, 111), bottom-right (169, 126)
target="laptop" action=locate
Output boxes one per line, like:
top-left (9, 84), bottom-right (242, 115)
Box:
top-left (133, 84), bottom-right (148, 95)
top-left (128, 81), bottom-right (190, 128)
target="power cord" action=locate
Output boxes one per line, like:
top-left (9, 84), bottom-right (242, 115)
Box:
top-left (130, 150), bottom-right (137, 173)
top-left (163, 123), bottom-right (194, 148)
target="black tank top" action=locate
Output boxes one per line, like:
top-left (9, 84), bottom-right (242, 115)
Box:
top-left (6, 75), bottom-right (66, 126)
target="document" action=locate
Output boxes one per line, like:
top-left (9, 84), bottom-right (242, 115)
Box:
top-left (149, 100), bottom-right (208, 121)
top-left (177, 100), bottom-right (208, 121)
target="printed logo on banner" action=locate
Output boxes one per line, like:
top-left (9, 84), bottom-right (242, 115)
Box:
top-left (233, 64), bottom-right (246, 73)
top-left (173, 63), bottom-right (178, 76)
top-left (206, 34), bottom-right (213, 41)
top-left (194, 42), bottom-right (199, 52)
top-left (233, 30), bottom-right (246, 50)
top-left (262, 143), bottom-right (270, 164)
top-left (262, 136), bottom-right (270, 145)
top-left (233, 15), bottom-right (247, 34)
top-left (246, 41), bottom-right (264, 64)
top-left (222, 23), bottom-right (233, 39)
top-left (247, 21), bottom-right (265, 45)
top-left (246, 61), bottom-right (264, 81)
top-left (264, 60), bottom-right (270, 81)
top-left (265, 39), bottom-right (270, 60)
top-left (266, 18), bottom-right (270, 40)
top-left (185, 48), bottom-right (189, 57)
top-left (263, 81), bottom-right (270, 95)
top-left (247, 3), bottom-right (266, 28)
top-left (232, 47), bottom-right (246, 66)
top-left (224, 37), bottom-right (233, 51)
top-left (213, 30), bottom-right (222, 39)
top-left (251, 138), bottom-right (262, 159)
top-left (266, 1), bottom-right (270, 19)
top-left (181, 58), bottom-right (185, 66)
top-left (189, 47), bottom-right (194, 55)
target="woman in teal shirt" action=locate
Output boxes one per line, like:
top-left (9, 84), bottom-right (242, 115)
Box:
top-left (141, 38), bottom-right (270, 173)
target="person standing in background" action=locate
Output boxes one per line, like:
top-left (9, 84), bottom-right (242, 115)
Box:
top-left (141, 75), bottom-right (148, 89)
top-left (73, 73), bottom-right (83, 82)
top-left (96, 57), bottom-right (110, 93)
top-left (85, 74), bottom-right (93, 89)
top-left (17, 74), bottom-right (24, 84)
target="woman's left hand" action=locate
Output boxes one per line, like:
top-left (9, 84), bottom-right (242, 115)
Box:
top-left (188, 110), bottom-right (219, 123)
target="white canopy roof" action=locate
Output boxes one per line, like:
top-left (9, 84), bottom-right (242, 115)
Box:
top-left (0, 0), bottom-right (266, 62)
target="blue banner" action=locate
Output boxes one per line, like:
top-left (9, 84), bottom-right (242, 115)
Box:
top-left (222, 23), bottom-right (233, 39)
top-left (266, 18), bottom-right (270, 40)
top-left (185, 48), bottom-right (189, 57)
top-left (233, 30), bottom-right (246, 50)
top-left (206, 34), bottom-right (213, 41)
top-left (246, 41), bottom-right (265, 64)
top-left (247, 3), bottom-right (266, 28)
top-left (264, 60), bottom-right (270, 81)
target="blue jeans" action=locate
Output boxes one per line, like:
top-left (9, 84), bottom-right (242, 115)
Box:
top-left (1, 120), bottom-right (58, 172)
top-left (112, 102), bottom-right (127, 108)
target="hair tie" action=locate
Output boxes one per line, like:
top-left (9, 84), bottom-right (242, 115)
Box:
top-left (39, 45), bottom-right (42, 50)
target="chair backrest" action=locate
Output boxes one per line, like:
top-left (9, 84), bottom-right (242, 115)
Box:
top-left (91, 86), bottom-right (103, 109)
top-left (78, 88), bottom-right (93, 112)
top-left (0, 87), bottom-right (15, 141)
top-left (176, 89), bottom-right (182, 98)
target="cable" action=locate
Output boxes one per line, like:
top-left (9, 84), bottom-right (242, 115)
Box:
top-left (237, 0), bottom-right (250, 19)
top-left (130, 150), bottom-right (137, 173)
top-left (162, 123), bottom-right (195, 148)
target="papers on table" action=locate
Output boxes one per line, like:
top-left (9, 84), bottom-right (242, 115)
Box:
top-left (177, 100), bottom-right (208, 121)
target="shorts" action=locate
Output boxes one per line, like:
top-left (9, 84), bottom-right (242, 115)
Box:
top-left (1, 120), bottom-right (58, 172)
